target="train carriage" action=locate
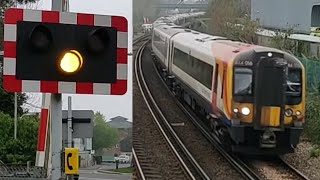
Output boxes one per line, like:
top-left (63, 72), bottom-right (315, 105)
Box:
top-left (151, 15), bottom-right (305, 155)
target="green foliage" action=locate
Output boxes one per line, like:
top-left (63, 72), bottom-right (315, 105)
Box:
top-left (304, 94), bottom-right (320, 146)
top-left (0, 73), bottom-right (28, 117)
top-left (310, 146), bottom-right (320, 158)
top-left (93, 112), bottom-right (119, 151)
top-left (268, 25), bottom-right (310, 56)
top-left (111, 167), bottom-right (133, 173)
top-left (0, 0), bottom-right (39, 50)
top-left (0, 112), bottom-right (39, 164)
top-left (298, 54), bottom-right (320, 93)
top-left (226, 15), bottom-right (259, 44)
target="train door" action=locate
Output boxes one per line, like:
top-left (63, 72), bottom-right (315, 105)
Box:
top-left (253, 57), bottom-right (287, 130)
top-left (164, 37), bottom-right (168, 66)
top-left (212, 62), bottom-right (219, 113)
top-left (167, 36), bottom-right (175, 73)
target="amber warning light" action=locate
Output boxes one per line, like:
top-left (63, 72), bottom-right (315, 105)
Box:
top-left (59, 50), bottom-right (83, 74)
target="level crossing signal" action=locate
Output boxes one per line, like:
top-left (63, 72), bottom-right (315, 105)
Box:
top-left (3, 8), bottom-right (128, 95)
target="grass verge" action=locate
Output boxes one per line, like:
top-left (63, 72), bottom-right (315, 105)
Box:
top-left (111, 167), bottom-right (133, 173)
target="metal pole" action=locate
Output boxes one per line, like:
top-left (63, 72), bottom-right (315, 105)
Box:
top-left (50, 94), bottom-right (62, 180)
top-left (47, 114), bottom-right (52, 178)
top-left (51, 0), bottom-right (63, 12)
top-left (51, 1), bottom-right (68, 179)
top-left (14, 92), bottom-right (17, 139)
top-left (67, 96), bottom-right (72, 148)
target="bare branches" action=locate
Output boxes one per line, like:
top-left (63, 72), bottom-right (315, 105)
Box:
top-left (208, 0), bottom-right (258, 43)
top-left (17, 0), bottom-right (42, 10)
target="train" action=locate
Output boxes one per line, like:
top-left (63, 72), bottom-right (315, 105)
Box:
top-left (150, 14), bottom-right (305, 155)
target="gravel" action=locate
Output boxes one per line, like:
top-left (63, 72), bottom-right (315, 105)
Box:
top-left (141, 44), bottom-right (244, 180)
top-left (248, 158), bottom-right (305, 180)
top-left (133, 41), bottom-right (190, 180)
top-left (283, 139), bottom-right (320, 180)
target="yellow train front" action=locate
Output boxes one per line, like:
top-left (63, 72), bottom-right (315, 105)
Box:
top-left (216, 46), bottom-right (305, 155)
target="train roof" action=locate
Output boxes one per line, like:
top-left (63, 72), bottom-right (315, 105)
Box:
top-left (153, 12), bottom-right (205, 26)
top-left (153, 23), bottom-right (192, 36)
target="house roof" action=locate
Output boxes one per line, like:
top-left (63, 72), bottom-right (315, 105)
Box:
top-left (107, 116), bottom-right (132, 129)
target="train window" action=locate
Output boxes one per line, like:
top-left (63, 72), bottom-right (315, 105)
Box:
top-left (286, 68), bottom-right (302, 105)
top-left (153, 32), bottom-right (167, 57)
top-left (153, 33), bottom-right (160, 42)
top-left (234, 67), bottom-right (253, 95)
top-left (173, 48), bottom-right (213, 89)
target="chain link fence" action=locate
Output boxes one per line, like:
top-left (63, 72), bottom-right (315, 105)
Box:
top-left (298, 54), bottom-right (320, 94)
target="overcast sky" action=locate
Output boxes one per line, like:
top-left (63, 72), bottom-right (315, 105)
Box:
top-left (23, 0), bottom-right (133, 121)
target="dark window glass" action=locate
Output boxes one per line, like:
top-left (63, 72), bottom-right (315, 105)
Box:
top-left (173, 48), bottom-right (213, 89)
top-left (286, 68), bottom-right (302, 105)
top-left (234, 67), bottom-right (253, 95)
top-left (153, 32), bottom-right (167, 57)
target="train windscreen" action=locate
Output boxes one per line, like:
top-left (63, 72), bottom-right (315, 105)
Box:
top-left (286, 69), bottom-right (302, 105)
top-left (234, 67), bottom-right (253, 96)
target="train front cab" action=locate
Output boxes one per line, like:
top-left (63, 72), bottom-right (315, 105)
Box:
top-left (228, 50), bottom-right (305, 155)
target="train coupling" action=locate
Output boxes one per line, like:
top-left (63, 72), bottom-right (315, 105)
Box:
top-left (260, 129), bottom-right (276, 148)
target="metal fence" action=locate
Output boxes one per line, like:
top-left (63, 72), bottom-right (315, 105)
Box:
top-left (0, 162), bottom-right (47, 180)
top-left (298, 54), bottom-right (320, 93)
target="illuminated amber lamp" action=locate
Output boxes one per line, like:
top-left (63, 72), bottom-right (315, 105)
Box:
top-left (59, 50), bottom-right (83, 74)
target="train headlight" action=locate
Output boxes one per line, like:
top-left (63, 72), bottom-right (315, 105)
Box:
top-left (241, 107), bottom-right (250, 116)
top-left (296, 110), bottom-right (301, 116)
top-left (285, 109), bottom-right (293, 117)
top-left (233, 108), bottom-right (239, 113)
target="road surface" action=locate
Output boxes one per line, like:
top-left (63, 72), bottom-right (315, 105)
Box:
top-left (79, 164), bottom-right (132, 180)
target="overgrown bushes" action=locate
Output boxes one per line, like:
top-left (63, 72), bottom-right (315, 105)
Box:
top-left (305, 94), bottom-right (320, 145)
top-left (0, 112), bottom-right (39, 164)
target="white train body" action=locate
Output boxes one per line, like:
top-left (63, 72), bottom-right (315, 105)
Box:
top-left (152, 20), bottom-right (226, 104)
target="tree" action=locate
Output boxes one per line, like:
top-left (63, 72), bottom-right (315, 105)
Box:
top-left (0, 0), bottom-right (37, 117)
top-left (0, 71), bottom-right (28, 117)
top-left (207, 0), bottom-right (258, 43)
top-left (133, 0), bottom-right (162, 32)
top-left (0, 0), bottom-right (40, 49)
top-left (93, 112), bottom-right (119, 151)
top-left (0, 112), bottom-right (39, 164)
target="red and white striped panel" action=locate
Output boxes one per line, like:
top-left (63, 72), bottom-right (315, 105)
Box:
top-left (35, 93), bottom-right (51, 167)
top-left (3, 8), bottom-right (128, 95)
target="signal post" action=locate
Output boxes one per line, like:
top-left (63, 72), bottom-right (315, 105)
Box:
top-left (3, 2), bottom-right (128, 179)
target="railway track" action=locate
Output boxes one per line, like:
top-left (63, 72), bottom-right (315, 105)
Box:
top-left (132, 35), bottom-right (210, 180)
top-left (243, 156), bottom-right (311, 180)
top-left (148, 42), bottom-right (310, 180)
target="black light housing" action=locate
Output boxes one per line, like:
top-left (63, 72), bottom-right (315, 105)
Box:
top-left (29, 25), bottom-right (53, 52)
top-left (87, 27), bottom-right (110, 54)
top-left (17, 21), bottom-right (117, 83)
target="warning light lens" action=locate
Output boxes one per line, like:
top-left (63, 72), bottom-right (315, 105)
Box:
top-left (29, 25), bottom-right (53, 52)
top-left (87, 27), bottom-right (110, 54)
top-left (59, 50), bottom-right (83, 73)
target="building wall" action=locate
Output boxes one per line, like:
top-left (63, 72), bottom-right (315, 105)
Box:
top-left (251, 0), bottom-right (320, 33)
top-left (79, 152), bottom-right (95, 168)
